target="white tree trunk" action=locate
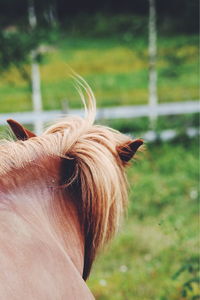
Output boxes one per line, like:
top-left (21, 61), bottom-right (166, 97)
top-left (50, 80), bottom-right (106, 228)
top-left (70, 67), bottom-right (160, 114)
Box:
top-left (28, 0), bottom-right (43, 134)
top-left (148, 0), bottom-right (158, 129)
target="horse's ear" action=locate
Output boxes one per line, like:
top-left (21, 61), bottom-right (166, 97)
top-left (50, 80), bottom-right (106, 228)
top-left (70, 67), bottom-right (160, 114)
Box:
top-left (117, 139), bottom-right (143, 163)
top-left (7, 119), bottom-right (36, 140)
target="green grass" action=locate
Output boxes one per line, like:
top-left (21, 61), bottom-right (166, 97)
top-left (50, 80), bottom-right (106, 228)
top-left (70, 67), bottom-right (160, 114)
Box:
top-left (0, 21), bottom-right (199, 299)
top-left (101, 113), bottom-right (199, 134)
top-left (88, 139), bottom-right (199, 300)
top-left (0, 34), bottom-right (198, 112)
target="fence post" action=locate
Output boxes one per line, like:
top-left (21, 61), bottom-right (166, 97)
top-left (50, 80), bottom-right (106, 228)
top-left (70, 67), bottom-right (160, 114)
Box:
top-left (61, 99), bottom-right (69, 115)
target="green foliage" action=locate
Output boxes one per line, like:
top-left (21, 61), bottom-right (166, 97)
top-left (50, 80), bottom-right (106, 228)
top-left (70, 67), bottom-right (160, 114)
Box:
top-left (0, 34), bottom-right (198, 112)
top-left (88, 139), bottom-right (199, 299)
top-left (61, 14), bottom-right (148, 38)
top-left (172, 257), bottom-right (200, 299)
top-left (101, 113), bottom-right (199, 134)
top-left (1, 29), bottom-right (37, 70)
top-left (0, 26), bottom-right (60, 83)
top-left (0, 3), bottom-right (197, 34)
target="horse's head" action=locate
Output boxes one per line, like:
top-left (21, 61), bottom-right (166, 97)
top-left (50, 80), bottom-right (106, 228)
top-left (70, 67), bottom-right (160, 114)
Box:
top-left (1, 79), bottom-right (143, 282)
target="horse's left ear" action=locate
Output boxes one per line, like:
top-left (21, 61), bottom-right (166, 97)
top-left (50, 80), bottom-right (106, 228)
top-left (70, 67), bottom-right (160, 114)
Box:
top-left (7, 119), bottom-right (36, 140)
top-left (117, 139), bottom-right (143, 163)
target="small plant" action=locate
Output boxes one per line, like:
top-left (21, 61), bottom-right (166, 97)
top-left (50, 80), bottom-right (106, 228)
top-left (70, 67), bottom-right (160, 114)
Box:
top-left (172, 257), bottom-right (200, 299)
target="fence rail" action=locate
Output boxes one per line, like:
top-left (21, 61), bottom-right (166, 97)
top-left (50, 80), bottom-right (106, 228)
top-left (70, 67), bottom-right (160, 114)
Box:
top-left (0, 100), bottom-right (199, 132)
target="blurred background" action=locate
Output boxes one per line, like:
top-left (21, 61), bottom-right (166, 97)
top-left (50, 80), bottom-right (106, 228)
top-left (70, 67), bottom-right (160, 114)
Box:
top-left (0, 0), bottom-right (199, 299)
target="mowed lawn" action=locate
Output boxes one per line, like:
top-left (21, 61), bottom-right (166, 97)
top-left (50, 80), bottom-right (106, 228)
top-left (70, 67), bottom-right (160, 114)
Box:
top-left (0, 34), bottom-right (198, 112)
top-left (88, 140), bottom-right (199, 300)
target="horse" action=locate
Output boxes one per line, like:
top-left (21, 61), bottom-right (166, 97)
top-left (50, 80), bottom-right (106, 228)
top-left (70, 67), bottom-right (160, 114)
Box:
top-left (0, 79), bottom-right (143, 299)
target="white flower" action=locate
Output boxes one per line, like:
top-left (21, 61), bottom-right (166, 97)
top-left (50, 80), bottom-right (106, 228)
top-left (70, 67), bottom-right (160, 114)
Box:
top-left (119, 265), bottom-right (128, 273)
top-left (99, 279), bottom-right (107, 286)
top-left (190, 189), bottom-right (198, 199)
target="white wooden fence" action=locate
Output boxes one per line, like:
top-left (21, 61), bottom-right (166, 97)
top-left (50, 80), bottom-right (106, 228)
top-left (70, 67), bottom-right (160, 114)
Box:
top-left (0, 100), bottom-right (199, 135)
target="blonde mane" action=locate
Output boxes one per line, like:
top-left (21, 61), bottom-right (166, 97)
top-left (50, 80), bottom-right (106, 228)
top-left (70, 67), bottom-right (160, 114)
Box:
top-left (0, 77), bottom-right (143, 279)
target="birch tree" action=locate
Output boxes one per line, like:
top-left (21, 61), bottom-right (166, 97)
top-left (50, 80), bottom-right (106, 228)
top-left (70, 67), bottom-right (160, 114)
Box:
top-left (148, 0), bottom-right (158, 129)
top-left (28, 0), bottom-right (43, 134)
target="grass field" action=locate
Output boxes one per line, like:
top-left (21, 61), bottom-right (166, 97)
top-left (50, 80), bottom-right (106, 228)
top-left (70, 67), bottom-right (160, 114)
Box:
top-left (0, 26), bottom-right (199, 300)
top-left (88, 139), bottom-right (199, 300)
top-left (0, 34), bottom-right (198, 112)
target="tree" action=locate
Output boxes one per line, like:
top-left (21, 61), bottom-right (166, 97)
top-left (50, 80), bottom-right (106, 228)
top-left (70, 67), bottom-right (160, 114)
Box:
top-left (28, 0), bottom-right (43, 134)
top-left (148, 0), bottom-right (158, 129)
top-left (0, 0), bottom-right (58, 133)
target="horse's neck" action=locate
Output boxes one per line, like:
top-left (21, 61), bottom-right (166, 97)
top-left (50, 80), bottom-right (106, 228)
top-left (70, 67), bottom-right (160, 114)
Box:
top-left (0, 204), bottom-right (93, 299)
top-left (0, 156), bottom-right (85, 276)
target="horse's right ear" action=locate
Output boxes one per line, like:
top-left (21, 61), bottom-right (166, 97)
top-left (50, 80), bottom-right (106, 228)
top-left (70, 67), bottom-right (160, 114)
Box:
top-left (7, 119), bottom-right (36, 140)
